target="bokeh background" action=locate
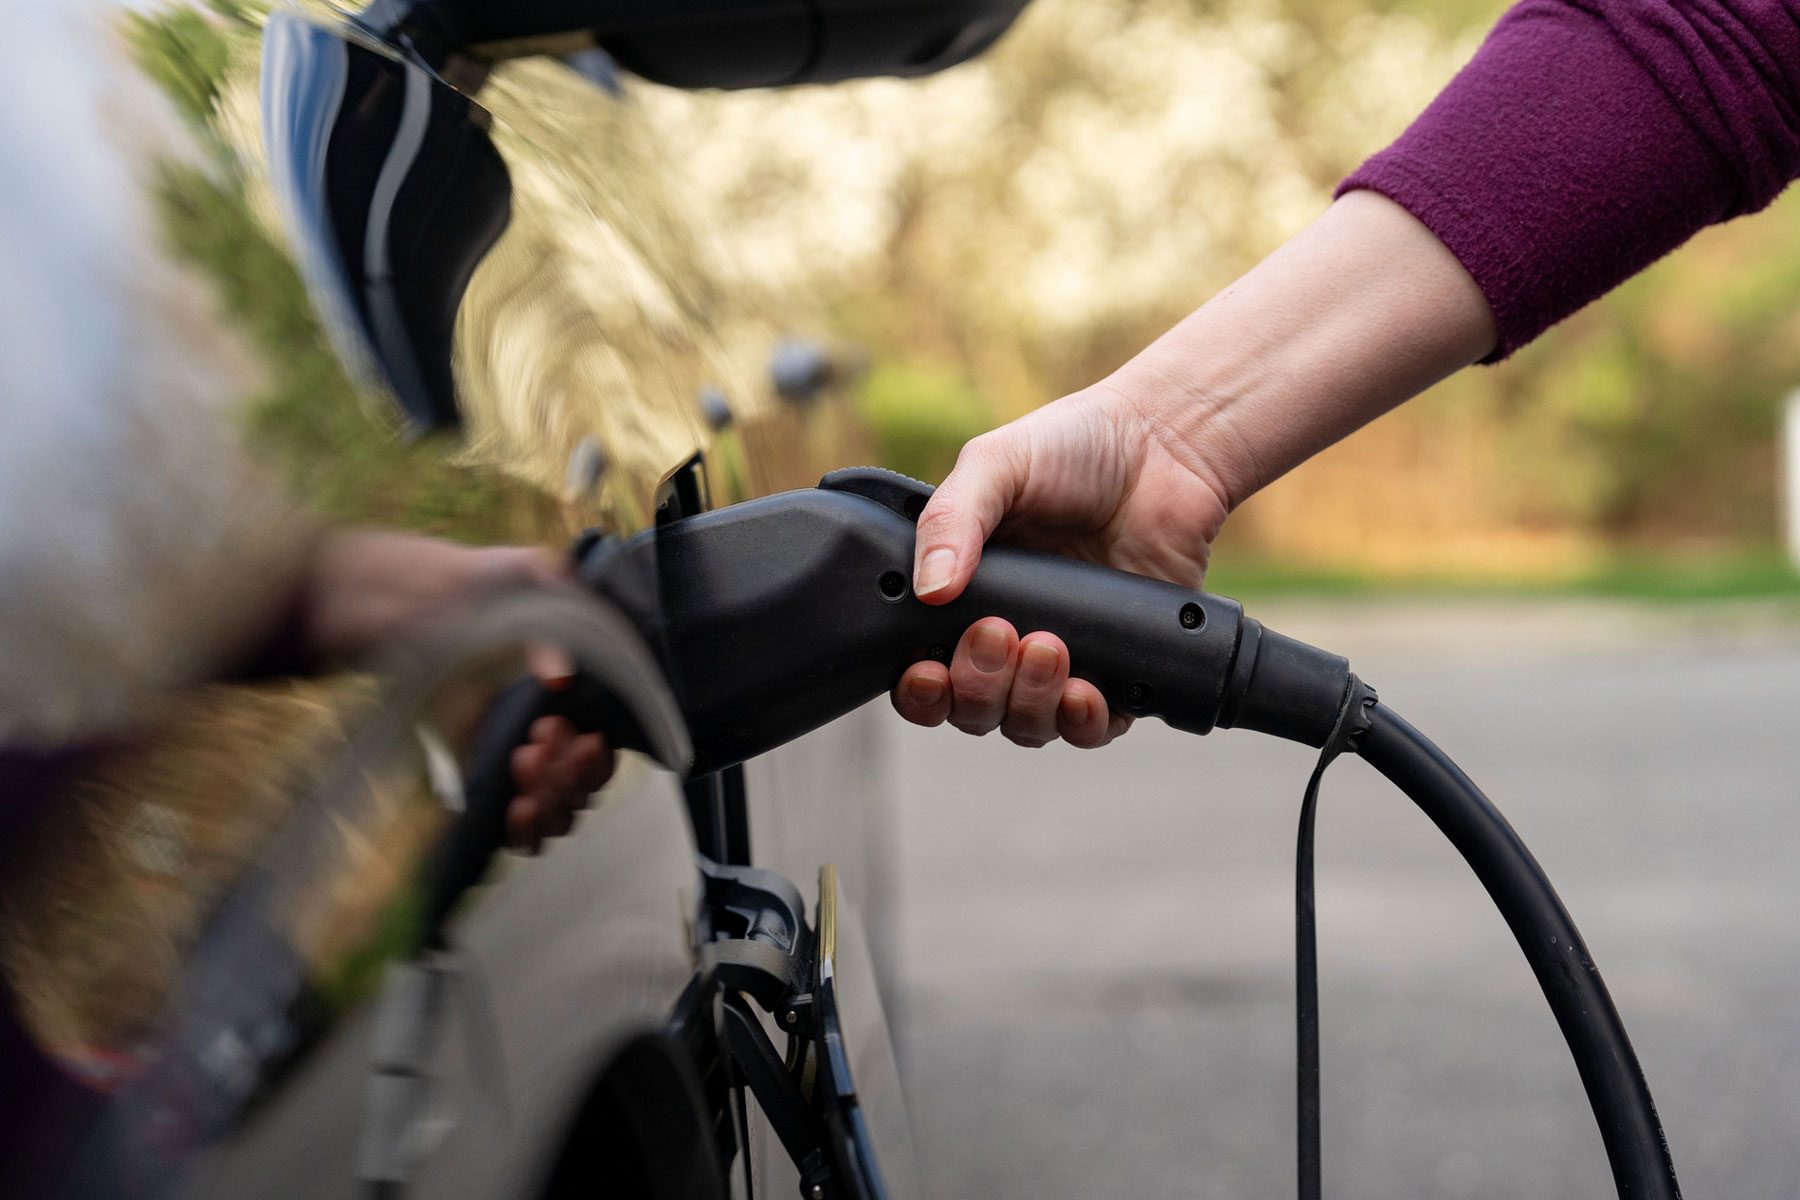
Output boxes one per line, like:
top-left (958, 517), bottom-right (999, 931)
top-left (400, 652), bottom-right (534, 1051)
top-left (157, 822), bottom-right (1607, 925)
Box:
top-left (133, 0), bottom-right (1800, 598)
top-left (633, 0), bottom-right (1800, 596)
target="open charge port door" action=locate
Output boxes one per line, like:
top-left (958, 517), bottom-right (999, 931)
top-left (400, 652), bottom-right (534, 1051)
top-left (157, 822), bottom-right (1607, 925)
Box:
top-left (692, 861), bottom-right (916, 1200)
top-left (813, 864), bottom-right (917, 1200)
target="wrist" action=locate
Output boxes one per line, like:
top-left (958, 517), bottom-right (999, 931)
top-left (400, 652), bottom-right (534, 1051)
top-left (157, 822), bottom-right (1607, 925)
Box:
top-left (1097, 343), bottom-right (1275, 517)
top-left (1099, 191), bottom-right (1496, 513)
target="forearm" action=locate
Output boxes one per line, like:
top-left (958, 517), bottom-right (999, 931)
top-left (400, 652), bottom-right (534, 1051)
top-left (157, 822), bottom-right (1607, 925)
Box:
top-left (1104, 190), bottom-right (1496, 509)
top-left (1106, 0), bottom-right (1800, 513)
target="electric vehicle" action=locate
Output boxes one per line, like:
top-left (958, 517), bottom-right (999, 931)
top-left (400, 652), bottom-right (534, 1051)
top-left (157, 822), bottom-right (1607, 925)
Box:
top-left (1, 4), bottom-right (1688, 1199)
top-left (0, 2), bottom-right (1027, 1196)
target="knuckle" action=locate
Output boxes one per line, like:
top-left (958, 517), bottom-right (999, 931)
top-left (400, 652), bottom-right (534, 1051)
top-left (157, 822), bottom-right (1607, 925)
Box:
top-left (1001, 725), bottom-right (1053, 749)
top-left (956, 431), bottom-right (1001, 467)
top-left (917, 496), bottom-right (979, 544)
top-left (914, 499), bottom-right (959, 535)
top-left (1059, 724), bottom-right (1097, 749)
top-left (1059, 709), bottom-right (1105, 746)
top-left (949, 695), bottom-right (1004, 733)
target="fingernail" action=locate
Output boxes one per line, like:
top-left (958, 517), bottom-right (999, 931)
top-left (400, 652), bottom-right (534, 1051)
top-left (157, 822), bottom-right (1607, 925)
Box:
top-left (1020, 641), bottom-right (1058, 686)
top-left (907, 674), bottom-right (946, 706)
top-left (1060, 691), bottom-right (1090, 724)
top-left (970, 624), bottom-right (1010, 673)
top-left (915, 548), bottom-right (957, 598)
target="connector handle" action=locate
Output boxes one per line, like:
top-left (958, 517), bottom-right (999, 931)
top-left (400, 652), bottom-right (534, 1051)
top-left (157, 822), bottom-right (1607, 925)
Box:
top-left (590, 472), bottom-right (1251, 772)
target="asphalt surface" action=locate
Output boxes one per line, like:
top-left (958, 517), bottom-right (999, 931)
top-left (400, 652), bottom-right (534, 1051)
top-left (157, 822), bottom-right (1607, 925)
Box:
top-left (886, 600), bottom-right (1800, 1200)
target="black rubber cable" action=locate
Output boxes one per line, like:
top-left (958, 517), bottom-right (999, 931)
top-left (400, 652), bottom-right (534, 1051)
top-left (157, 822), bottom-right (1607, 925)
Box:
top-left (1295, 678), bottom-right (1378, 1200)
top-left (1343, 703), bottom-right (1682, 1200)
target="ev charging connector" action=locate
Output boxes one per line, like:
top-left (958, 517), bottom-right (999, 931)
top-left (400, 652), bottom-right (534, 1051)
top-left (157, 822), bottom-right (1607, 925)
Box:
top-left (442, 465), bottom-right (1680, 1200)
top-left (575, 466), bottom-right (1352, 773)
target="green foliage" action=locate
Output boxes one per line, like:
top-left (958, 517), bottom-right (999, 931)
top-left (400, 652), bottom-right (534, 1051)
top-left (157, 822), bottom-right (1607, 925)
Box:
top-left (149, 156), bottom-right (550, 540)
top-left (312, 877), bottom-right (428, 1017)
top-left (1490, 193), bottom-right (1800, 543)
top-left (855, 360), bottom-right (994, 483)
top-left (126, 4), bottom-right (553, 543)
top-left (122, 7), bottom-right (231, 128)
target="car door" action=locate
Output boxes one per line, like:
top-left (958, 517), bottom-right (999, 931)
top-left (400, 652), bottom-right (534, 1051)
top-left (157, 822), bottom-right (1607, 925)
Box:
top-left (0, 7), bottom-right (914, 1198)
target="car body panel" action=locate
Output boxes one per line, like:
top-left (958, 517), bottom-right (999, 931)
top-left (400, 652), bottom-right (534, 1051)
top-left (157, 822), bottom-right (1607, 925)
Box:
top-left (0, 5), bottom-right (914, 1197)
top-left (176, 765), bottom-right (700, 1200)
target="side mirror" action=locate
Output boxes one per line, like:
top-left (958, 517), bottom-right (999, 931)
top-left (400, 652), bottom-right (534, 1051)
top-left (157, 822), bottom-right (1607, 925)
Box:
top-left (262, 13), bottom-right (510, 431)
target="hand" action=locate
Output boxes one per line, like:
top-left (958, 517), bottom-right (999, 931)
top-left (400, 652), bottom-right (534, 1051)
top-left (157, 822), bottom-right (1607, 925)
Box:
top-left (305, 529), bottom-right (616, 850)
top-left (305, 530), bottom-right (568, 660)
top-left (506, 705), bottom-right (615, 854)
top-left (888, 192), bottom-right (1497, 749)
top-left (890, 386), bottom-right (1233, 748)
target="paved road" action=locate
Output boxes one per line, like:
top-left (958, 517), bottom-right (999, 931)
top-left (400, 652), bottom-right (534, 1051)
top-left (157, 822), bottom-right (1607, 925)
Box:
top-left (885, 600), bottom-right (1800, 1199)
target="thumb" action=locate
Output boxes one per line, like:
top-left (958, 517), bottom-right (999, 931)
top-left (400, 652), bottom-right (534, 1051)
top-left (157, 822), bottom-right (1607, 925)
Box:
top-left (911, 436), bottom-right (1018, 605)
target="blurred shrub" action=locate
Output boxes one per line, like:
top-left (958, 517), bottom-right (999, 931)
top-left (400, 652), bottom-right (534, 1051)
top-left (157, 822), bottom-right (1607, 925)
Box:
top-left (855, 361), bottom-right (993, 483)
top-left (123, 5), bottom-right (230, 126)
top-left (634, 0), bottom-right (1800, 573)
top-left (148, 156), bottom-right (557, 542)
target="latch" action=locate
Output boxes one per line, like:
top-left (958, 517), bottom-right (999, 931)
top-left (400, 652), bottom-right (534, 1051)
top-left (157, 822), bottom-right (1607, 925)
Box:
top-left (678, 857), bottom-right (840, 1200)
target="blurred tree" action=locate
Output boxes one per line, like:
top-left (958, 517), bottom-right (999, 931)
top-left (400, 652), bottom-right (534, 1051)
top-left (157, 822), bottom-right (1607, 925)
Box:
top-left (130, 0), bottom-right (1800, 577)
top-left (637, 0), bottom-right (1800, 574)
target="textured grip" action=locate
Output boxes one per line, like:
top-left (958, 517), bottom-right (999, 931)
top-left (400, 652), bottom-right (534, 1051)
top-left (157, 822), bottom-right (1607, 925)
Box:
top-left (942, 545), bottom-right (1241, 734)
top-left (593, 483), bottom-right (1249, 773)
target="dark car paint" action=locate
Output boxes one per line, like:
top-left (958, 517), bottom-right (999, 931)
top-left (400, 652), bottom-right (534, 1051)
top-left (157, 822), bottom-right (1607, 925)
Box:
top-left (174, 770), bottom-right (705, 1200)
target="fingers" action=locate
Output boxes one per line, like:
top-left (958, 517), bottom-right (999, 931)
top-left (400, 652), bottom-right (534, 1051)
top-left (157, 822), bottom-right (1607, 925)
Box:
top-left (507, 716), bottom-right (615, 853)
top-left (947, 618), bottom-right (1020, 734)
top-left (888, 623), bottom-right (1134, 750)
top-left (506, 795), bottom-right (545, 854)
top-left (892, 661), bottom-right (952, 726)
top-left (1057, 679), bottom-right (1129, 749)
top-left (1000, 634), bottom-right (1068, 747)
top-left (912, 434), bottom-right (1022, 605)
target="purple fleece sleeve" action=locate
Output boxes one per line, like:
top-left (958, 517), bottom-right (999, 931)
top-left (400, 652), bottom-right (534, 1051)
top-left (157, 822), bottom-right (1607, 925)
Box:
top-left (1338, 0), bottom-right (1800, 359)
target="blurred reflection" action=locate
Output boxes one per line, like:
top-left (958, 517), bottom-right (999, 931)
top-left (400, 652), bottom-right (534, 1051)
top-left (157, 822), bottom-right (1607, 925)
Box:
top-left (0, 681), bottom-right (377, 1088)
top-left (0, 3), bottom-right (858, 1195)
top-left (816, 864), bottom-right (920, 1200)
top-left (247, 2), bottom-right (850, 535)
top-left (0, 589), bottom-right (683, 1198)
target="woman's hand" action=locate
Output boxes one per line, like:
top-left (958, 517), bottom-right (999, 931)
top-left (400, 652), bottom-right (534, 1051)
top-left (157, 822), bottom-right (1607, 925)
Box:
top-left (305, 529), bottom-right (615, 852)
top-left (890, 387), bottom-right (1233, 748)
top-left (891, 191), bottom-right (1498, 746)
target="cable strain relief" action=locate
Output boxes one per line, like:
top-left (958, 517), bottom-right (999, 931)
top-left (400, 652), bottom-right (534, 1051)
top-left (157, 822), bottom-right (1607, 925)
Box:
top-left (1216, 621), bottom-right (1351, 748)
